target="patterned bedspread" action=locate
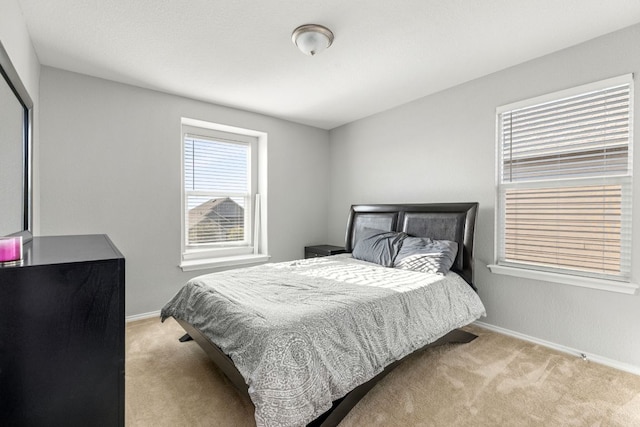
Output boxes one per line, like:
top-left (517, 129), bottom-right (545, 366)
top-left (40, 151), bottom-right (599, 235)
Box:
top-left (161, 254), bottom-right (486, 427)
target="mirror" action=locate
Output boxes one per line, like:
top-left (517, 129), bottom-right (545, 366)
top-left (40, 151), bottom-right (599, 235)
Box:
top-left (0, 42), bottom-right (33, 243)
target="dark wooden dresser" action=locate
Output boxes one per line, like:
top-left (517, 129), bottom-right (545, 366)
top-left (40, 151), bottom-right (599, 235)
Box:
top-left (0, 235), bottom-right (125, 426)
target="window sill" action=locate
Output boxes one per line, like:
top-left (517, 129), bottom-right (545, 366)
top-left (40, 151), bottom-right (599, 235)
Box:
top-left (487, 264), bottom-right (638, 295)
top-left (180, 253), bottom-right (270, 272)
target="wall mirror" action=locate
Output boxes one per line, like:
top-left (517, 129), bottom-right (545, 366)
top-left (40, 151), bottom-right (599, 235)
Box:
top-left (0, 41), bottom-right (33, 243)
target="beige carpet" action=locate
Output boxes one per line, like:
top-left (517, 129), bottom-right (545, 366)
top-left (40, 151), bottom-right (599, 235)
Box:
top-left (126, 317), bottom-right (640, 426)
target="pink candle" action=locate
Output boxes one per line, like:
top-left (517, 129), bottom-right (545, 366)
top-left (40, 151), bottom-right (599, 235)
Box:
top-left (0, 236), bottom-right (23, 262)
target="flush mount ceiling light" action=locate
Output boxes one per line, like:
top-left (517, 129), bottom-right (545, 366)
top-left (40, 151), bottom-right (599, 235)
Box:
top-left (291, 24), bottom-right (334, 56)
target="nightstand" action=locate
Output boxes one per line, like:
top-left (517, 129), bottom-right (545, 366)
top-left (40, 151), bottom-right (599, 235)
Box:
top-left (304, 245), bottom-right (347, 259)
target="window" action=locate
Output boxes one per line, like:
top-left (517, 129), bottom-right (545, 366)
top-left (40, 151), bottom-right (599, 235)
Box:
top-left (180, 118), bottom-right (268, 270)
top-left (491, 75), bottom-right (635, 292)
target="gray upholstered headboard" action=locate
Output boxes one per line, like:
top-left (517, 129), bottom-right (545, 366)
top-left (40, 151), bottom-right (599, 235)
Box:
top-left (344, 203), bottom-right (479, 289)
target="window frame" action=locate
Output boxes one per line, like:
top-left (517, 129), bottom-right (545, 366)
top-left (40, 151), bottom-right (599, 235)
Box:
top-left (183, 126), bottom-right (255, 253)
top-left (179, 118), bottom-right (269, 271)
top-left (488, 75), bottom-right (638, 294)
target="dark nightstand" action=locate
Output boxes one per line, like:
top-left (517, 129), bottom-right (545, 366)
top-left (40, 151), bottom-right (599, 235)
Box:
top-left (304, 245), bottom-right (347, 259)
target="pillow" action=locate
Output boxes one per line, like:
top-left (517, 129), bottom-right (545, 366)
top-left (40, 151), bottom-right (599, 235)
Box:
top-left (352, 228), bottom-right (407, 267)
top-left (393, 237), bottom-right (458, 275)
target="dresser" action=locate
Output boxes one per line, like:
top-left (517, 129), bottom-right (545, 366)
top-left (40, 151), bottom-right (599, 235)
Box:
top-left (0, 235), bottom-right (125, 426)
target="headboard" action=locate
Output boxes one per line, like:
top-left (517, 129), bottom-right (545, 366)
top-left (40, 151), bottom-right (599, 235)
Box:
top-left (344, 203), bottom-right (479, 289)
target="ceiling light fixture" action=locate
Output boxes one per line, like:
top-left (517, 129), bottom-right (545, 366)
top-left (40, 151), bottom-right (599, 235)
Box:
top-left (292, 24), bottom-right (334, 56)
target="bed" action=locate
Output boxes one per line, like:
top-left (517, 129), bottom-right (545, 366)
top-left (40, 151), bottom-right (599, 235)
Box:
top-left (161, 202), bottom-right (485, 427)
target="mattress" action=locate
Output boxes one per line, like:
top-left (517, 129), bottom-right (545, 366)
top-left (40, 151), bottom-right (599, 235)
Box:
top-left (161, 254), bottom-right (486, 427)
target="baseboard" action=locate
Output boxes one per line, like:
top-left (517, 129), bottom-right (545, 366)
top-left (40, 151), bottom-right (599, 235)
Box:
top-left (126, 310), bottom-right (161, 323)
top-left (474, 321), bottom-right (640, 376)
top-left (124, 313), bottom-right (639, 375)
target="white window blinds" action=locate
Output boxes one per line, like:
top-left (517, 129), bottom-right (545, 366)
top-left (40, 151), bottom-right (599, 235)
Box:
top-left (496, 75), bottom-right (633, 281)
top-left (183, 128), bottom-right (254, 247)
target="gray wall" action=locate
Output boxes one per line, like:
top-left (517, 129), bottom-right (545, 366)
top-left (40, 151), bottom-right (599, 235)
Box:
top-left (39, 67), bottom-right (330, 316)
top-left (328, 24), bottom-right (640, 368)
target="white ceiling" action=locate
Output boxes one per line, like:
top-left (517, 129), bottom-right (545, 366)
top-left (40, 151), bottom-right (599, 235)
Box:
top-left (17, 0), bottom-right (640, 130)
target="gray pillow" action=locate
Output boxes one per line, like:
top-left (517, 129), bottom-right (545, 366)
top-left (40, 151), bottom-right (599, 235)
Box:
top-left (393, 237), bottom-right (458, 275)
top-left (352, 228), bottom-right (407, 267)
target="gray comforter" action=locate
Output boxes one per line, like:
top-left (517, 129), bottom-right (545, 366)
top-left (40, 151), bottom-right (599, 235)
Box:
top-left (161, 254), bottom-right (486, 427)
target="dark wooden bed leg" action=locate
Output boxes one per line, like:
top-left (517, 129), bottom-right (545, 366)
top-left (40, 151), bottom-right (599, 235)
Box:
top-left (178, 333), bottom-right (193, 342)
top-left (429, 328), bottom-right (477, 345)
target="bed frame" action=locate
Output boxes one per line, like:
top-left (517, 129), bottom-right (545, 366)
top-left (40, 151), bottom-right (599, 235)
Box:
top-left (175, 202), bottom-right (479, 426)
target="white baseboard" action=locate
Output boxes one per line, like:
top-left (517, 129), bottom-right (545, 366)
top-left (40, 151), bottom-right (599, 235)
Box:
top-left (126, 310), bottom-right (161, 323)
top-left (123, 313), bottom-right (639, 375)
top-left (474, 321), bottom-right (640, 377)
